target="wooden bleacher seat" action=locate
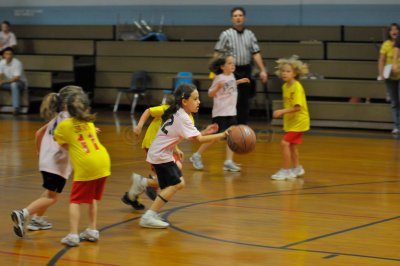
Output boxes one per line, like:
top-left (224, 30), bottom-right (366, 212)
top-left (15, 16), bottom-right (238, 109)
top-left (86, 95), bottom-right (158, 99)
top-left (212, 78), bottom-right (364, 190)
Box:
top-left (16, 40), bottom-right (95, 56)
top-left (13, 25), bottom-right (114, 40)
top-left (327, 43), bottom-right (379, 60)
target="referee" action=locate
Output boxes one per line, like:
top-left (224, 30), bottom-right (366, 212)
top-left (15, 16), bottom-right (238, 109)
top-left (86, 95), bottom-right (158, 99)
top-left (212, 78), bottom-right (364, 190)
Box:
top-left (214, 6), bottom-right (268, 124)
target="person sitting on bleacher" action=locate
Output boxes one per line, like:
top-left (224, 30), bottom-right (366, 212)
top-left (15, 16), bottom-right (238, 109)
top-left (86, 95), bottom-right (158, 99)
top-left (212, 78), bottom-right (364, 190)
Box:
top-left (0, 47), bottom-right (27, 115)
top-left (0, 21), bottom-right (17, 53)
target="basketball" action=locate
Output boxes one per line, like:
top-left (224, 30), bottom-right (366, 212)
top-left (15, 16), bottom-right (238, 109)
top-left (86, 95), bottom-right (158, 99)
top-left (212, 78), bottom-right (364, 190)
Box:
top-left (227, 125), bottom-right (257, 154)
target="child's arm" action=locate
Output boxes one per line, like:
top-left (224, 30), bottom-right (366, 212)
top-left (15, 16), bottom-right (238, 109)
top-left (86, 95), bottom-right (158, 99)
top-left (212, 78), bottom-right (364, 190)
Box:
top-left (133, 108), bottom-right (151, 136)
top-left (208, 81), bottom-right (225, 97)
top-left (273, 106), bottom-right (301, 118)
top-left (236, 78), bottom-right (250, 85)
top-left (173, 145), bottom-right (184, 161)
top-left (200, 123), bottom-right (219, 135)
top-left (192, 131), bottom-right (227, 143)
top-left (35, 123), bottom-right (49, 155)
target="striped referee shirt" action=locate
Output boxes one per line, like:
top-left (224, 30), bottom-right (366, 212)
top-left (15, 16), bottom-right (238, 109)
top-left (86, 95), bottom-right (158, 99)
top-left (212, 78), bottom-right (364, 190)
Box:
top-left (214, 27), bottom-right (261, 66)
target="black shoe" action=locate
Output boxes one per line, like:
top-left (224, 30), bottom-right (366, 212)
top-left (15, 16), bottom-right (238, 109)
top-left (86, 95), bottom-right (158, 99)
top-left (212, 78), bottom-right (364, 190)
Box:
top-left (121, 192), bottom-right (145, 210)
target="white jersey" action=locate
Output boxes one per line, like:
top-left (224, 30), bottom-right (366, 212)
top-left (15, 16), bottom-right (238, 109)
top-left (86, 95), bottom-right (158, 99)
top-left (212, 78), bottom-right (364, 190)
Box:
top-left (39, 111), bottom-right (72, 179)
top-left (147, 108), bottom-right (200, 164)
top-left (209, 73), bottom-right (238, 118)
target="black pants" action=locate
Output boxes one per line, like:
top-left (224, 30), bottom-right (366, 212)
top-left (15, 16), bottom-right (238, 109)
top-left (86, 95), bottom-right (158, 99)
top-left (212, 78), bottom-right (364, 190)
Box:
top-left (234, 65), bottom-right (255, 125)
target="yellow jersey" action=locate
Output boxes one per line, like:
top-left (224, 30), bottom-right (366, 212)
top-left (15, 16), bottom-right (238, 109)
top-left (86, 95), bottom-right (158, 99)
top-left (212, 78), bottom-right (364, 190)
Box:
top-left (380, 40), bottom-right (400, 80)
top-left (54, 118), bottom-right (111, 181)
top-left (141, 105), bottom-right (194, 149)
top-left (282, 80), bottom-right (310, 132)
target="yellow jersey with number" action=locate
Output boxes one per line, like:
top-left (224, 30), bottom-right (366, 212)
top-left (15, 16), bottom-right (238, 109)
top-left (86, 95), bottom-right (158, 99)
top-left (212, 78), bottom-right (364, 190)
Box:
top-left (54, 118), bottom-right (111, 181)
top-left (282, 80), bottom-right (310, 132)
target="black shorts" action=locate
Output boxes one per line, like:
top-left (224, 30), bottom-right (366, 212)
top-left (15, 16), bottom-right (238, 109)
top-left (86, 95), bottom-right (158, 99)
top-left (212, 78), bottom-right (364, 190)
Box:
top-left (41, 171), bottom-right (67, 193)
top-left (152, 162), bottom-right (182, 190)
top-left (212, 116), bottom-right (238, 133)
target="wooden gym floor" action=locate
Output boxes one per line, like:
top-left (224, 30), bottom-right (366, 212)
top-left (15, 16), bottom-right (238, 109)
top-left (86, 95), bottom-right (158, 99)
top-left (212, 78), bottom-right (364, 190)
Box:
top-left (0, 111), bottom-right (399, 266)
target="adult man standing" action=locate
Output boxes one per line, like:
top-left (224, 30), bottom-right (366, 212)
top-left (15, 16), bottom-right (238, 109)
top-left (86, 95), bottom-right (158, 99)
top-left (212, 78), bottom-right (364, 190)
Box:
top-left (214, 6), bottom-right (268, 124)
top-left (0, 47), bottom-right (27, 114)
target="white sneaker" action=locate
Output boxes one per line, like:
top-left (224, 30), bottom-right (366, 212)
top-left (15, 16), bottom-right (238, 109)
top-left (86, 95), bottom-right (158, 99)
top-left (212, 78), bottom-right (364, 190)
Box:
top-left (27, 217), bottom-right (52, 231)
top-left (140, 213), bottom-right (169, 229)
top-left (79, 228), bottom-right (99, 242)
top-left (223, 160), bottom-right (241, 172)
top-left (11, 209), bottom-right (27, 237)
top-left (130, 173), bottom-right (146, 197)
top-left (292, 166), bottom-right (305, 177)
top-left (271, 169), bottom-right (296, 180)
top-left (392, 128), bottom-right (399, 135)
top-left (189, 153), bottom-right (204, 170)
top-left (61, 234), bottom-right (80, 247)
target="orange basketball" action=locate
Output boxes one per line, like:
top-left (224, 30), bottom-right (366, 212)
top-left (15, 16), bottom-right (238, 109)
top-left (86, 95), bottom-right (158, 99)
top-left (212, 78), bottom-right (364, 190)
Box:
top-left (227, 125), bottom-right (257, 154)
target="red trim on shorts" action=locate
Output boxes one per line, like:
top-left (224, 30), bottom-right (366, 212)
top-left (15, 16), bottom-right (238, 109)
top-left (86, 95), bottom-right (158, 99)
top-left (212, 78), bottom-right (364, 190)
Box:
top-left (283, 132), bottom-right (304, 144)
top-left (70, 177), bottom-right (107, 204)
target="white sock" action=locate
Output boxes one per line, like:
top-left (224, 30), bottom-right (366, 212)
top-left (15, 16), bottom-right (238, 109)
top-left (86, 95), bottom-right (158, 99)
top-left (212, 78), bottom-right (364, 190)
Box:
top-left (22, 208), bottom-right (29, 218)
top-left (140, 177), bottom-right (148, 187)
top-left (145, 210), bottom-right (157, 217)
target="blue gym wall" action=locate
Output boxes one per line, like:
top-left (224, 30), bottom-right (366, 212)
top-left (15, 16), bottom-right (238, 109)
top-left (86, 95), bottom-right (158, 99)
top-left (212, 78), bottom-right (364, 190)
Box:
top-left (0, 0), bottom-right (399, 26)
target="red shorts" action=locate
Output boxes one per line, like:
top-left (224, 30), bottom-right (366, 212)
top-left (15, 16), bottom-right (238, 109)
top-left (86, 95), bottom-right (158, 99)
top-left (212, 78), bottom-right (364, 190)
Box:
top-left (70, 177), bottom-right (107, 204)
top-left (283, 132), bottom-right (304, 144)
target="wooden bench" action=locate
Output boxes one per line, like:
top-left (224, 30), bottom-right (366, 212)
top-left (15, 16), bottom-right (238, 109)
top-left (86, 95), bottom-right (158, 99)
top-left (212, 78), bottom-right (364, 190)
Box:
top-left (163, 25), bottom-right (341, 41)
top-left (343, 26), bottom-right (387, 42)
top-left (17, 40), bottom-right (95, 56)
top-left (327, 43), bottom-right (379, 60)
top-left (13, 25), bottom-right (114, 40)
top-left (19, 55), bottom-right (74, 72)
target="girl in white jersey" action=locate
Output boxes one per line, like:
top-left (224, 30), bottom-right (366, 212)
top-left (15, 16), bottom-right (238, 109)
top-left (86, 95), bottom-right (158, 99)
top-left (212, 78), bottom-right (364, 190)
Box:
top-left (11, 86), bottom-right (84, 238)
top-left (140, 84), bottom-right (229, 228)
top-left (190, 55), bottom-right (250, 172)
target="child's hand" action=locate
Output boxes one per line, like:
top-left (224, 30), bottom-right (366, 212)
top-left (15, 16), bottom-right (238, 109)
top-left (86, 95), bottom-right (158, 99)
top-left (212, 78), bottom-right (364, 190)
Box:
top-left (95, 127), bottom-right (102, 134)
top-left (204, 123), bottom-right (219, 135)
top-left (273, 110), bottom-right (284, 118)
top-left (238, 78), bottom-right (250, 84)
top-left (174, 147), bottom-right (184, 161)
top-left (133, 126), bottom-right (142, 136)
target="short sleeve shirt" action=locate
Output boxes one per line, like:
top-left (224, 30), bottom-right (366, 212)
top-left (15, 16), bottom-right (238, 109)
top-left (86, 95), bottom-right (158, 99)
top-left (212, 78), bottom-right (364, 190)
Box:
top-left (282, 81), bottom-right (310, 132)
top-left (146, 108), bottom-right (200, 164)
top-left (209, 73), bottom-right (238, 118)
top-left (54, 118), bottom-right (111, 181)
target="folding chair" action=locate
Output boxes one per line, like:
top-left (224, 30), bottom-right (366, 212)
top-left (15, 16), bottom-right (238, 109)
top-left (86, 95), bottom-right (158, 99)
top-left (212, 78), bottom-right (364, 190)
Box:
top-left (113, 71), bottom-right (150, 114)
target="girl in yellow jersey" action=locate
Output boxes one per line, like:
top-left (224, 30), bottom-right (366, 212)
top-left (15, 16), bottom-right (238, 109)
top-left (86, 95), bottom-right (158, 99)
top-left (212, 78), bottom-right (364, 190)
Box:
top-left (54, 93), bottom-right (111, 247)
top-left (271, 55), bottom-right (310, 181)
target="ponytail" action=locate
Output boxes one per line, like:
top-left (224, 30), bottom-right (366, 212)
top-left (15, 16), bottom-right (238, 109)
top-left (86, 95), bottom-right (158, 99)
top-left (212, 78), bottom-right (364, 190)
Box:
top-left (67, 93), bottom-right (96, 122)
top-left (39, 85), bottom-right (84, 120)
top-left (40, 93), bottom-right (61, 120)
top-left (162, 83), bottom-right (196, 122)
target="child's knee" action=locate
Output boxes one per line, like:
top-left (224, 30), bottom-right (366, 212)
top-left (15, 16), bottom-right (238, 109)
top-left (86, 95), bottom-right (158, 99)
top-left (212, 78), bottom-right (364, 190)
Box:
top-left (175, 179), bottom-right (185, 190)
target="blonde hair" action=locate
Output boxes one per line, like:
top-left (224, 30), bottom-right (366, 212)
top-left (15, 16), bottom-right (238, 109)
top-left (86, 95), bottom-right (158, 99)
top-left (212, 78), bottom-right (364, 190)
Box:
top-left (67, 93), bottom-right (96, 122)
top-left (275, 55), bottom-right (309, 79)
top-left (40, 85), bottom-right (84, 120)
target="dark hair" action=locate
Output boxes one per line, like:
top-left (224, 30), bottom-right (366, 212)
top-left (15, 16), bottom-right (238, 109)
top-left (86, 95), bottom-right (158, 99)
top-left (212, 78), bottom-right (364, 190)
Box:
top-left (2, 47), bottom-right (14, 54)
top-left (387, 23), bottom-right (400, 40)
top-left (2, 21), bottom-right (10, 27)
top-left (67, 93), bottom-right (96, 122)
top-left (162, 83), bottom-right (197, 122)
top-left (231, 7), bottom-right (246, 16)
top-left (40, 85), bottom-right (84, 120)
top-left (209, 54), bottom-right (232, 75)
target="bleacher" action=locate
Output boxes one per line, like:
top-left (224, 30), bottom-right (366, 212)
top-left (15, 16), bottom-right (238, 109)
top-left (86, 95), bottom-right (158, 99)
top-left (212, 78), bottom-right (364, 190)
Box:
top-left (2, 24), bottom-right (392, 129)
top-left (0, 25), bottom-right (113, 113)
